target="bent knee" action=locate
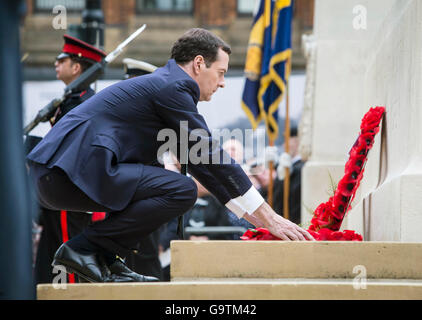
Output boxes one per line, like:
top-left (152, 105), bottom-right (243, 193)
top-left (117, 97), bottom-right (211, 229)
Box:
top-left (177, 175), bottom-right (198, 208)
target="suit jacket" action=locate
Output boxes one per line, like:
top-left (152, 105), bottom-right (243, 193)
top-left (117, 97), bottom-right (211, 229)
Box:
top-left (27, 59), bottom-right (252, 212)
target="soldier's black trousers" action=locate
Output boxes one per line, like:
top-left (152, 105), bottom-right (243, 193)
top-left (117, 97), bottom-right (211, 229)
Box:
top-left (29, 162), bottom-right (197, 258)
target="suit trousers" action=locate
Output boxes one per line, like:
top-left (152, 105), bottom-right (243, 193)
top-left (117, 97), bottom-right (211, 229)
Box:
top-left (28, 162), bottom-right (197, 258)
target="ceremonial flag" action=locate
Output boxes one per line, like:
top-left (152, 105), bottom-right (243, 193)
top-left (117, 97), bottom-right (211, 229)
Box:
top-left (241, 0), bottom-right (294, 142)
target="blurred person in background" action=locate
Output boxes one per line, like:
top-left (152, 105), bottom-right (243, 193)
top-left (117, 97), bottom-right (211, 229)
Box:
top-left (273, 127), bottom-right (304, 224)
top-left (247, 128), bottom-right (304, 224)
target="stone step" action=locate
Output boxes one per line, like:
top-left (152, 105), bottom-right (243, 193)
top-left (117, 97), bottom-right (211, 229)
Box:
top-left (37, 279), bottom-right (422, 300)
top-left (170, 241), bottom-right (422, 280)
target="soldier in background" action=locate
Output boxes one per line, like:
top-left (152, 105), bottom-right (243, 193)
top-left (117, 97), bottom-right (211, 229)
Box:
top-left (51, 34), bottom-right (106, 124)
top-left (26, 34), bottom-right (106, 284)
top-left (273, 127), bottom-right (304, 224)
top-left (120, 57), bottom-right (163, 280)
top-left (122, 58), bottom-right (157, 79)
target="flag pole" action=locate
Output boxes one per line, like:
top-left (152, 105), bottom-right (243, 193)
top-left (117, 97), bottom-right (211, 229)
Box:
top-left (268, 139), bottom-right (274, 207)
top-left (283, 81), bottom-right (290, 220)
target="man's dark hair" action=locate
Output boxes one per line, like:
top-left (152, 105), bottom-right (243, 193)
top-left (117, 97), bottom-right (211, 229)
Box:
top-left (171, 28), bottom-right (231, 67)
top-left (69, 55), bottom-right (94, 73)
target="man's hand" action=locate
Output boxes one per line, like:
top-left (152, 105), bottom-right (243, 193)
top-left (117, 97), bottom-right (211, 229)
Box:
top-left (244, 202), bottom-right (314, 241)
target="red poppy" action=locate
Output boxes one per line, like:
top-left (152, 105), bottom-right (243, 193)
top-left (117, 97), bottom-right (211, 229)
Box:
top-left (348, 142), bottom-right (368, 164)
top-left (360, 107), bottom-right (385, 132)
top-left (240, 228), bottom-right (280, 241)
top-left (308, 225), bottom-right (316, 232)
top-left (330, 200), bottom-right (346, 220)
top-left (342, 229), bottom-right (363, 241)
top-left (240, 228), bottom-right (258, 240)
top-left (336, 173), bottom-right (357, 197)
top-left (314, 228), bottom-right (333, 240)
top-left (306, 228), bottom-right (363, 241)
top-left (358, 132), bottom-right (376, 149)
top-left (310, 216), bottom-right (329, 230)
top-left (314, 201), bottom-right (333, 218)
top-left (310, 200), bottom-right (336, 230)
top-left (329, 218), bottom-right (343, 231)
top-left (345, 152), bottom-right (366, 175)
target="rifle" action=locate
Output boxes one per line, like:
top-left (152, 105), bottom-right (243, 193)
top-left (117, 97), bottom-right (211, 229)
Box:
top-left (23, 24), bottom-right (147, 135)
top-left (177, 150), bottom-right (188, 240)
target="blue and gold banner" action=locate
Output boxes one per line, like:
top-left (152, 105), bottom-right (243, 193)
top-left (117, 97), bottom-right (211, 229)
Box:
top-left (241, 0), bottom-right (293, 142)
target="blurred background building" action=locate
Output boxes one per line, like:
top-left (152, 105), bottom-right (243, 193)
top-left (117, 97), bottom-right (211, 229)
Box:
top-left (21, 0), bottom-right (315, 144)
top-left (21, 0), bottom-right (314, 79)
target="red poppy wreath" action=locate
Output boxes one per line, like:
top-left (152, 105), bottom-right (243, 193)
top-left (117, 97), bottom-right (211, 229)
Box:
top-left (241, 106), bottom-right (385, 241)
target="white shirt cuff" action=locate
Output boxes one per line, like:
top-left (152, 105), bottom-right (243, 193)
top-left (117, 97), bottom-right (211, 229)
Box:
top-left (225, 186), bottom-right (265, 218)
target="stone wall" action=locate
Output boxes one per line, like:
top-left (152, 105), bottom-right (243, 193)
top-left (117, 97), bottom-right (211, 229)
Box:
top-left (301, 0), bottom-right (422, 241)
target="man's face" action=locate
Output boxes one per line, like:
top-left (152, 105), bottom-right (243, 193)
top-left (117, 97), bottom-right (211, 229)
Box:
top-left (282, 136), bottom-right (299, 157)
top-left (54, 57), bottom-right (79, 85)
top-left (196, 48), bottom-right (228, 101)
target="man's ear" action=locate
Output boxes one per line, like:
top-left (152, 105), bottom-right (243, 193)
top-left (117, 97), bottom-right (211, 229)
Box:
top-left (71, 61), bottom-right (82, 76)
top-left (193, 55), bottom-right (205, 74)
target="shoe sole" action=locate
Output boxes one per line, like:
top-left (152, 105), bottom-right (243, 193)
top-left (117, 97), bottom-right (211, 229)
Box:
top-left (51, 259), bottom-right (100, 283)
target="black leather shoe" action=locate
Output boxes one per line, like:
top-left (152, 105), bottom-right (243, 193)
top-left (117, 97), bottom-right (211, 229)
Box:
top-left (105, 258), bottom-right (159, 282)
top-left (52, 243), bottom-right (110, 283)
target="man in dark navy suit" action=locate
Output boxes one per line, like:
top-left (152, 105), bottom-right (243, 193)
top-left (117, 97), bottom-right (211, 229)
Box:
top-left (27, 28), bottom-right (314, 283)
